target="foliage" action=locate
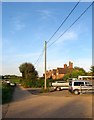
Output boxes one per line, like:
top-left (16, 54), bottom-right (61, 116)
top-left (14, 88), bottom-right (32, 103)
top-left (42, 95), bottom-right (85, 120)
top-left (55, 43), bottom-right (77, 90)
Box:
top-left (0, 76), bottom-right (4, 79)
top-left (63, 73), bottom-right (71, 81)
top-left (21, 79), bottom-right (32, 88)
top-left (2, 83), bottom-right (15, 104)
top-left (20, 78), bottom-right (54, 88)
top-left (19, 62), bottom-right (38, 88)
top-left (74, 67), bottom-right (86, 74)
top-left (19, 62), bottom-right (38, 79)
top-left (63, 67), bottom-right (86, 81)
top-left (2, 75), bottom-right (20, 79)
top-left (90, 66), bottom-right (94, 75)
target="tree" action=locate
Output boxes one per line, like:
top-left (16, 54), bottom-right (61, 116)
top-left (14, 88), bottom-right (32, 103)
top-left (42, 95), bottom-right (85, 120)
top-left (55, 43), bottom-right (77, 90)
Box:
top-left (90, 66), bottom-right (94, 76)
top-left (74, 67), bottom-right (86, 74)
top-left (63, 66), bottom-right (86, 81)
top-left (19, 62), bottom-right (38, 87)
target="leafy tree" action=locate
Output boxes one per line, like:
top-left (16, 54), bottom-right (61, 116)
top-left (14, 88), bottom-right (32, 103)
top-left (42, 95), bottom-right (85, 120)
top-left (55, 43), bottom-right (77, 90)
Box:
top-left (19, 62), bottom-right (38, 79)
top-left (63, 66), bottom-right (86, 81)
top-left (74, 67), bottom-right (86, 74)
top-left (19, 62), bottom-right (38, 87)
top-left (90, 66), bottom-right (94, 75)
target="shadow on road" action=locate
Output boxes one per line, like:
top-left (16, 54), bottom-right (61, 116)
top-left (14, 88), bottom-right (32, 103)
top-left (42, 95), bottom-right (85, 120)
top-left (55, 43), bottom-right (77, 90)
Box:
top-left (28, 89), bottom-right (42, 95)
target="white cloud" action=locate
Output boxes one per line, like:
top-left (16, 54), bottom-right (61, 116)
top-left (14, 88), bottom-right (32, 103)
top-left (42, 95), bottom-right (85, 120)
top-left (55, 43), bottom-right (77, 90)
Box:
top-left (50, 30), bottom-right (78, 46)
top-left (61, 31), bottom-right (78, 41)
top-left (36, 9), bottom-right (56, 21)
top-left (37, 10), bottom-right (51, 17)
top-left (47, 19), bottom-right (90, 47)
top-left (11, 16), bottom-right (25, 33)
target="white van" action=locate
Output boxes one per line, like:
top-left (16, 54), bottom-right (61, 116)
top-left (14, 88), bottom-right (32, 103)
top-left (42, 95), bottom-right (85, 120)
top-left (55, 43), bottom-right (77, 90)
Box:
top-left (51, 81), bottom-right (69, 91)
top-left (69, 80), bottom-right (94, 95)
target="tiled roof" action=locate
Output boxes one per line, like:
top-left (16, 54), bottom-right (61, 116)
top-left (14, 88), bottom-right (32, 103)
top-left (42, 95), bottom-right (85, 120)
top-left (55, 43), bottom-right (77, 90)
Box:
top-left (52, 69), bottom-right (57, 75)
top-left (57, 68), bottom-right (68, 74)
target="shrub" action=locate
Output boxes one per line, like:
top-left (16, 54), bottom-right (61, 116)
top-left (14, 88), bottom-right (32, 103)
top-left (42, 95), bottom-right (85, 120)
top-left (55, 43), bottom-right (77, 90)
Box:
top-left (20, 78), bottom-right (54, 88)
top-left (2, 83), bottom-right (14, 104)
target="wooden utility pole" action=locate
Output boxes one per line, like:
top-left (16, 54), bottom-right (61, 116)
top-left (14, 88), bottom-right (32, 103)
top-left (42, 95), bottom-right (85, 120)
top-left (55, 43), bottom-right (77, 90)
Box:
top-left (44, 41), bottom-right (47, 90)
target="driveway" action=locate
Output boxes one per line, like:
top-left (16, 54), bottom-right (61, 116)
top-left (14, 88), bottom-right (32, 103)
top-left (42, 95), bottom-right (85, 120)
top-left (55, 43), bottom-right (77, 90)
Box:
top-left (3, 85), bottom-right (93, 118)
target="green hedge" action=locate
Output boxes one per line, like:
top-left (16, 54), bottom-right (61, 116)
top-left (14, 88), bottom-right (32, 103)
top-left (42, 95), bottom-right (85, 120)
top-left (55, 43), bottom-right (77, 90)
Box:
top-left (20, 78), bottom-right (54, 88)
top-left (2, 83), bottom-right (15, 104)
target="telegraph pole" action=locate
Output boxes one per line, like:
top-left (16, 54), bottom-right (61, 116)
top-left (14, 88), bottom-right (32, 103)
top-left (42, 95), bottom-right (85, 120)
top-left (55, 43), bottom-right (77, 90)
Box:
top-left (44, 41), bottom-right (47, 90)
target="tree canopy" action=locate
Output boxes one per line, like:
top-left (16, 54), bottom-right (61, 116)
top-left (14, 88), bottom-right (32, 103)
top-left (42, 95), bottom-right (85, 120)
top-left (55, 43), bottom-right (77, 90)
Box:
top-left (63, 66), bottom-right (86, 81)
top-left (19, 62), bottom-right (38, 80)
top-left (90, 66), bottom-right (94, 75)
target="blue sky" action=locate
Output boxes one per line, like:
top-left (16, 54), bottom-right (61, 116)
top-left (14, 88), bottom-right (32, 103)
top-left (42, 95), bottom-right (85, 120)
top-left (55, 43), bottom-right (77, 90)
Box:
top-left (2, 2), bottom-right (92, 76)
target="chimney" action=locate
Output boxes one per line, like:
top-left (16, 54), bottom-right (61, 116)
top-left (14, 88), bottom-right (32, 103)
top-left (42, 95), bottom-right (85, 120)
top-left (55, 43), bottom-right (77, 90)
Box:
top-left (64, 64), bottom-right (67, 68)
top-left (69, 61), bottom-right (73, 68)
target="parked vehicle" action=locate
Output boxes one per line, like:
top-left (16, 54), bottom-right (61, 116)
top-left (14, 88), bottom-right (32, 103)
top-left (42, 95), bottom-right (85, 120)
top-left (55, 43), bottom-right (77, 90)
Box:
top-left (69, 80), bottom-right (94, 95)
top-left (10, 82), bottom-right (16, 86)
top-left (51, 81), bottom-right (69, 91)
top-left (4, 80), bottom-right (16, 87)
top-left (5, 80), bottom-right (10, 84)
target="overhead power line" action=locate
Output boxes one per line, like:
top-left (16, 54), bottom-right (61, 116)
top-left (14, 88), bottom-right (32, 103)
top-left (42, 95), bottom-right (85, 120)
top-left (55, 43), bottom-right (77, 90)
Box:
top-left (47, 1), bottom-right (80, 44)
top-left (48, 2), bottom-right (94, 48)
top-left (34, 48), bottom-right (44, 66)
top-left (34, 1), bottom-right (80, 67)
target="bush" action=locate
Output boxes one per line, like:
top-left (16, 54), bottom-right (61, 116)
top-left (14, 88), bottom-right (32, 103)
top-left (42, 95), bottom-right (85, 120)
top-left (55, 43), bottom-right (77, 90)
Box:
top-left (2, 83), bottom-right (15, 104)
top-left (20, 78), bottom-right (54, 88)
top-left (21, 80), bottom-right (32, 88)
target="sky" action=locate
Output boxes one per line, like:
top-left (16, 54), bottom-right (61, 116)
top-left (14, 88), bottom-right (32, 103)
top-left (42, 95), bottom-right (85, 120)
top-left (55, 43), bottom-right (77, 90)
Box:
top-left (2, 0), bottom-right (94, 2)
top-left (2, 2), bottom-right (92, 76)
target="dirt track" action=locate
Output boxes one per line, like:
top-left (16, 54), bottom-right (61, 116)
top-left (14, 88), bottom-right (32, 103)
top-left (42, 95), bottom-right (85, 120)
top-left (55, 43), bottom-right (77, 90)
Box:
top-left (2, 85), bottom-right (93, 118)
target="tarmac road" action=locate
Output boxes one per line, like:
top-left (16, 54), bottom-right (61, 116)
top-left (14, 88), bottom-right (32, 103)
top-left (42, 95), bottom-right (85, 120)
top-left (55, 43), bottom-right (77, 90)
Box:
top-left (3, 85), bottom-right (93, 118)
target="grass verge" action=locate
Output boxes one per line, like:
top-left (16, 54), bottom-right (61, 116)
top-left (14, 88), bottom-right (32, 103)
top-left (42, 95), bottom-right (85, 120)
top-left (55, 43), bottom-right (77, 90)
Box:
top-left (2, 83), bottom-right (15, 104)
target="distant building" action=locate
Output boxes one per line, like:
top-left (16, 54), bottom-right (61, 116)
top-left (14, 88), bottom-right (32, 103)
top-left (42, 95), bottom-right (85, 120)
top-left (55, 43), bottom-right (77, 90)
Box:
top-left (43, 61), bottom-right (73, 80)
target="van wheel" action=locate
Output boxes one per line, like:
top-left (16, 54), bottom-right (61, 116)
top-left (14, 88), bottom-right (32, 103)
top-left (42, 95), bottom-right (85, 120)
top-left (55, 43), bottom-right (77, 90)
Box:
top-left (74, 90), bottom-right (79, 95)
top-left (56, 87), bottom-right (61, 91)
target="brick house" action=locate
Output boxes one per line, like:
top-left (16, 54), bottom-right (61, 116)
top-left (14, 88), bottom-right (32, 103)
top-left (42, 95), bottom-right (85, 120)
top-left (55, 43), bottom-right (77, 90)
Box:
top-left (44, 61), bottom-right (73, 80)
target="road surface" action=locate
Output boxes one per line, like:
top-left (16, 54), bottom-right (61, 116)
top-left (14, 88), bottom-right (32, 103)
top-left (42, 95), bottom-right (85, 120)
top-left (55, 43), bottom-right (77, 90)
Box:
top-left (2, 85), bottom-right (93, 118)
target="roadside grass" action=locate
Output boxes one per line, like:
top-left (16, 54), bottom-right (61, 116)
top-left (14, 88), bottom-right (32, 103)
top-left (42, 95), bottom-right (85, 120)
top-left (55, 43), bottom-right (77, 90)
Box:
top-left (40, 87), bottom-right (51, 93)
top-left (0, 81), bottom-right (2, 104)
top-left (2, 83), bottom-right (15, 104)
